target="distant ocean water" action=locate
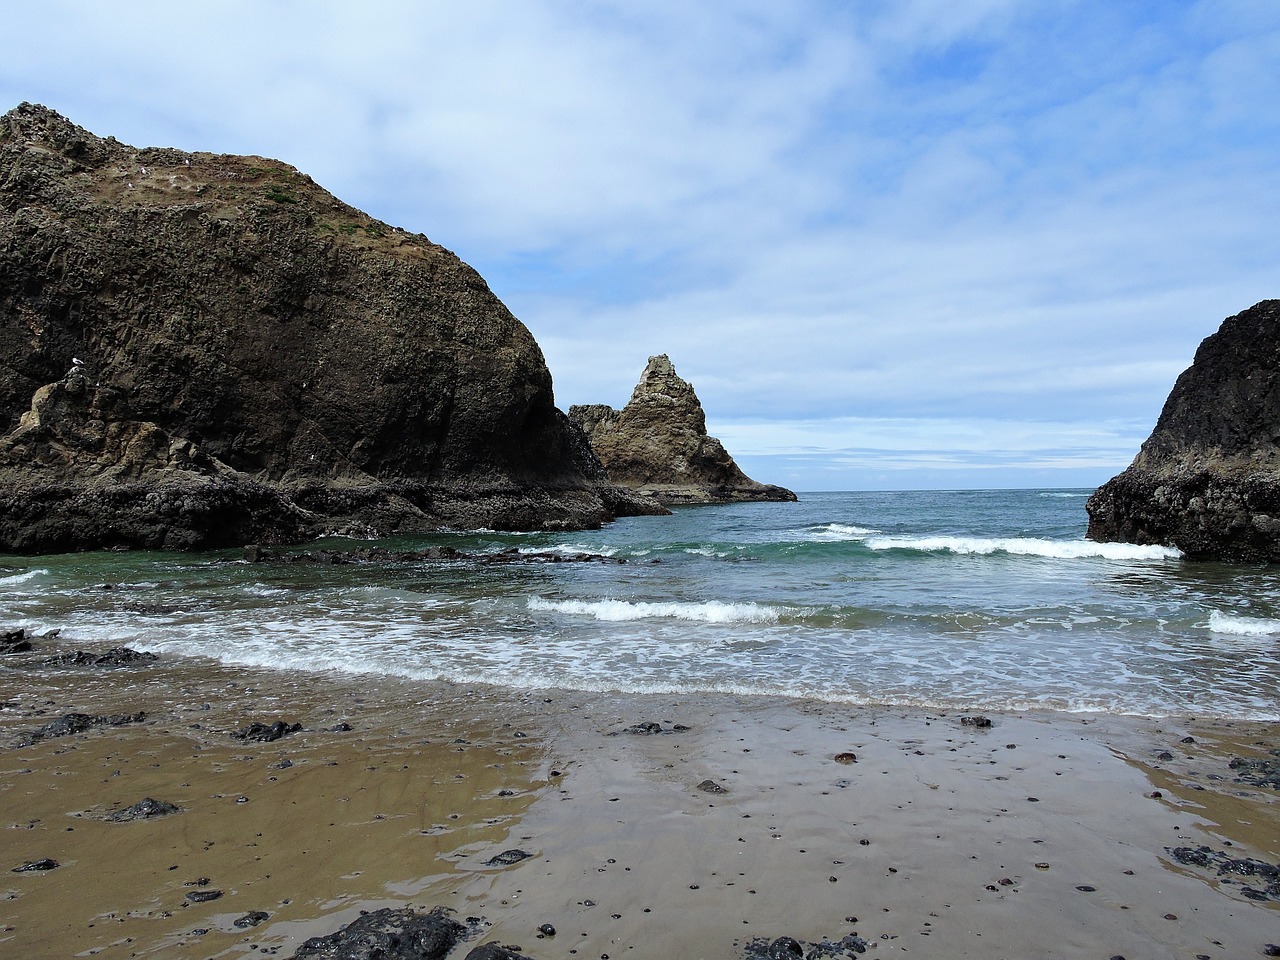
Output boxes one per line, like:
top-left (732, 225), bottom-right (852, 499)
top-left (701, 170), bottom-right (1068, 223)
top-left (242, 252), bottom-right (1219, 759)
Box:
top-left (3, 490), bottom-right (1279, 719)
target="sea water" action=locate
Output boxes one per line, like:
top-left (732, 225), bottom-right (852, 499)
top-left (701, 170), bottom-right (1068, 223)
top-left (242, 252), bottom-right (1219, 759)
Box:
top-left (2, 490), bottom-right (1279, 719)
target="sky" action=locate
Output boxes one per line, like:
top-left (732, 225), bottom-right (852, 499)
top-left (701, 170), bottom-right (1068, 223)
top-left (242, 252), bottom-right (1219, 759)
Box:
top-left (3, 1), bottom-right (1278, 491)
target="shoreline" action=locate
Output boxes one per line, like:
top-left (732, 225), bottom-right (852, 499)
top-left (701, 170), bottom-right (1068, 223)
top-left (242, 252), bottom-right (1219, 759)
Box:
top-left (1, 643), bottom-right (1277, 959)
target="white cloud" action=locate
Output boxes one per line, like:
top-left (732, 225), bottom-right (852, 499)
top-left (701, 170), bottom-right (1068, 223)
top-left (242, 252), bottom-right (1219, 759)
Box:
top-left (1, 1), bottom-right (1277, 489)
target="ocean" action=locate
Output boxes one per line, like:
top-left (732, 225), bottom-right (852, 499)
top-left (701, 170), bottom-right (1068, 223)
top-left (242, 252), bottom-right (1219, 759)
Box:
top-left (3, 489), bottom-right (1279, 719)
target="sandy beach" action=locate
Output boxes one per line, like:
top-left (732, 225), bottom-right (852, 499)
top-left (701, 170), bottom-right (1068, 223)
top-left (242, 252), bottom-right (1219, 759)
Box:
top-left (1, 645), bottom-right (1277, 960)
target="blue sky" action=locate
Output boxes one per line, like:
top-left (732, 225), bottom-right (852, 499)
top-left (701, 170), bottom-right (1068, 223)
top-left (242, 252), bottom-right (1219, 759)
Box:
top-left (3, 1), bottom-right (1278, 490)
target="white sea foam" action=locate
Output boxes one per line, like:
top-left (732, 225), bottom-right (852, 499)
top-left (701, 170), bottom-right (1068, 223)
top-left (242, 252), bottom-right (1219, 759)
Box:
top-left (517, 544), bottom-right (617, 557)
top-left (1040, 492), bottom-right (1091, 499)
top-left (807, 523), bottom-right (879, 540)
top-left (684, 546), bottom-right (730, 558)
top-left (1208, 610), bottom-right (1280, 636)
top-left (862, 536), bottom-right (1181, 561)
top-left (0, 568), bottom-right (49, 586)
top-left (527, 597), bottom-right (784, 623)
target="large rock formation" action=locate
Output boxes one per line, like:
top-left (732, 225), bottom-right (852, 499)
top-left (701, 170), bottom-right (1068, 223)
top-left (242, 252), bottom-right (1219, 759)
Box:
top-left (0, 103), bottom-right (661, 552)
top-left (569, 355), bottom-right (796, 505)
top-left (1086, 300), bottom-right (1280, 561)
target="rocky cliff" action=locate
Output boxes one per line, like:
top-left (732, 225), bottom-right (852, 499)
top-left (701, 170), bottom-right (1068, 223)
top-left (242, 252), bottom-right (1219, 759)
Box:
top-left (0, 103), bottom-right (661, 552)
top-left (1086, 300), bottom-right (1280, 561)
top-left (568, 355), bottom-right (797, 505)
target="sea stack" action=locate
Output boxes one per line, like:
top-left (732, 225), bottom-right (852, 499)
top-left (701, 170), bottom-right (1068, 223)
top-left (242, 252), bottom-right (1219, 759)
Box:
top-left (1086, 300), bottom-right (1280, 562)
top-left (568, 354), bottom-right (797, 505)
top-left (0, 103), bottom-right (661, 552)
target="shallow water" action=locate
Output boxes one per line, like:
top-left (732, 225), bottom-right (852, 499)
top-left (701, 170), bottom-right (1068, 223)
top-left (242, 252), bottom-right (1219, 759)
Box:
top-left (3, 489), bottom-right (1279, 718)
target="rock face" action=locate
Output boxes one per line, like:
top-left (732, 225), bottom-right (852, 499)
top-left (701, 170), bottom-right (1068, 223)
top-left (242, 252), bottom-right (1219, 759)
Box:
top-left (1086, 300), bottom-right (1280, 561)
top-left (0, 103), bottom-right (660, 552)
top-left (569, 355), bottom-right (796, 505)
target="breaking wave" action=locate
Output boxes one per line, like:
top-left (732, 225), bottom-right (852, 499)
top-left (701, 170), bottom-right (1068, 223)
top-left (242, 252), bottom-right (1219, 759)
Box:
top-left (862, 536), bottom-right (1181, 561)
top-left (1208, 610), bottom-right (1280, 636)
top-left (527, 597), bottom-right (785, 623)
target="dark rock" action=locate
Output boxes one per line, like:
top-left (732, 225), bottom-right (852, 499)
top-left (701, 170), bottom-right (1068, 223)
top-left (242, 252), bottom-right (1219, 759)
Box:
top-left (108, 797), bottom-right (180, 821)
top-left (1228, 754), bottom-right (1280, 789)
top-left (959, 715), bottom-right (992, 728)
top-left (464, 945), bottom-right (535, 960)
top-left (0, 103), bottom-right (662, 554)
top-left (185, 889), bottom-right (223, 903)
top-left (292, 906), bottom-right (465, 960)
top-left (537, 923), bottom-right (556, 936)
top-left (833, 752), bottom-right (857, 764)
top-left (484, 849), bottom-right (533, 866)
top-left (12, 858), bottom-right (58, 872)
top-left (1168, 845), bottom-right (1280, 901)
top-left (1263, 944), bottom-right (1280, 957)
top-left (615, 721), bottom-right (664, 735)
top-left (234, 911), bottom-right (270, 929)
top-left (1, 627), bottom-right (32, 654)
top-left (233, 721), bottom-right (301, 742)
top-left (696, 779), bottom-right (728, 794)
top-left (43, 646), bottom-right (158, 667)
top-left (569, 355), bottom-right (797, 505)
top-left (1087, 300), bottom-right (1280, 561)
top-left (742, 933), bottom-right (869, 959)
top-left (328, 722), bottom-right (353, 732)
top-left (18, 711), bottom-right (146, 745)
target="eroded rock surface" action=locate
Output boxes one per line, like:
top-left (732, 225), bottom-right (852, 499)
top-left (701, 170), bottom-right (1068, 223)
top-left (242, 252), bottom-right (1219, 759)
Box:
top-left (291, 906), bottom-right (465, 960)
top-left (569, 355), bottom-right (796, 505)
top-left (1087, 300), bottom-right (1280, 561)
top-left (0, 103), bottom-right (660, 552)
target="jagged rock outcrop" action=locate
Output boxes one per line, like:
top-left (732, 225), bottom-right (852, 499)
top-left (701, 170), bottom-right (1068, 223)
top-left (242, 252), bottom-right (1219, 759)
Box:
top-left (0, 103), bottom-right (661, 552)
top-left (569, 355), bottom-right (796, 505)
top-left (1087, 300), bottom-right (1280, 562)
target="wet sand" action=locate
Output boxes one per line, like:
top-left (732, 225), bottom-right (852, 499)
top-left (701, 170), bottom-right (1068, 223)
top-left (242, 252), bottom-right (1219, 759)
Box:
top-left (1, 647), bottom-right (1277, 960)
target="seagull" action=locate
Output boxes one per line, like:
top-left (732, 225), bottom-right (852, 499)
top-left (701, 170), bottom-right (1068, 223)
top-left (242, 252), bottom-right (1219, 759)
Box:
top-left (72, 357), bottom-right (85, 367)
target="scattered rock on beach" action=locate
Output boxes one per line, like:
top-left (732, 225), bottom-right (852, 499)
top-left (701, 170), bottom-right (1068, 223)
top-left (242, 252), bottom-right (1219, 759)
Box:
top-left (185, 889), bottom-right (223, 903)
top-left (485, 849), bottom-right (534, 866)
top-left (1167, 845), bottom-right (1280, 901)
top-left (12, 858), bottom-right (59, 872)
top-left (697, 778), bottom-right (728, 794)
top-left (741, 933), bottom-right (869, 958)
top-left (292, 906), bottom-right (466, 960)
top-left (17, 711), bottom-right (146, 746)
top-left (233, 721), bottom-right (302, 742)
top-left (108, 797), bottom-right (181, 821)
top-left (234, 911), bottom-right (270, 928)
top-left (1, 627), bottom-right (33, 654)
top-left (611, 720), bottom-right (688, 735)
top-left (42, 647), bottom-right (158, 667)
top-left (465, 944), bottom-right (537, 960)
top-left (1228, 753), bottom-right (1280, 790)
top-left (960, 715), bottom-right (992, 728)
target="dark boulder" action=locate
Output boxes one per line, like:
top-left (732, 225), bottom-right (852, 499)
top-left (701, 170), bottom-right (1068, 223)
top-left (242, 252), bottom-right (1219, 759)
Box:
top-left (292, 906), bottom-right (465, 960)
top-left (108, 797), bottom-right (180, 821)
top-left (43, 647), bottom-right (157, 667)
top-left (233, 720), bottom-right (301, 742)
top-left (18, 711), bottom-right (146, 746)
top-left (1087, 300), bottom-right (1280, 561)
top-left (0, 103), bottom-right (661, 553)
